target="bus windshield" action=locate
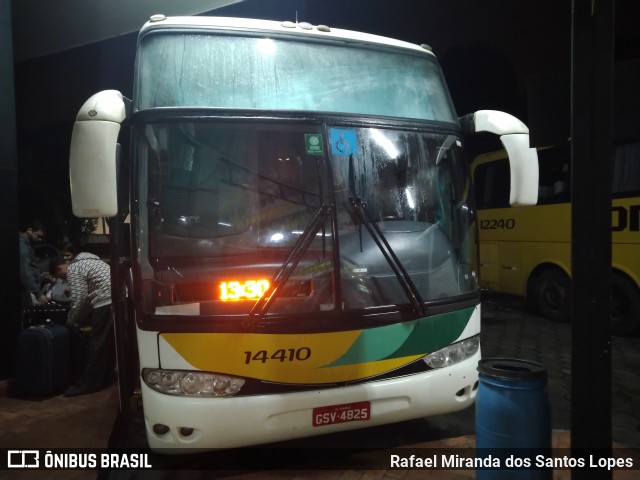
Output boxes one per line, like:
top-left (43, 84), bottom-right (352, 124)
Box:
top-left (136, 32), bottom-right (457, 122)
top-left (139, 121), bottom-right (477, 315)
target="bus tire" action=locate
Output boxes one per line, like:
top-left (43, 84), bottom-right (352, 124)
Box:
top-left (611, 273), bottom-right (640, 336)
top-left (532, 268), bottom-right (571, 323)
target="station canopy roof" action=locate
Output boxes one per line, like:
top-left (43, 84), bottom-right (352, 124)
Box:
top-left (12, 0), bottom-right (244, 61)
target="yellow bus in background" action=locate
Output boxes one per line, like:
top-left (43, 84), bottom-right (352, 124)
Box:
top-left (472, 142), bottom-right (640, 336)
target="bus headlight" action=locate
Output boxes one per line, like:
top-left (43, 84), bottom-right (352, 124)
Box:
top-left (142, 368), bottom-right (245, 397)
top-left (423, 335), bottom-right (480, 369)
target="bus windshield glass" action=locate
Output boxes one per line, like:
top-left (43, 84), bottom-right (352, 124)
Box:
top-left (136, 32), bottom-right (457, 122)
top-left (139, 122), bottom-right (477, 315)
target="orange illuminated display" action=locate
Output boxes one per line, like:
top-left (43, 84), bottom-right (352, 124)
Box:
top-left (219, 279), bottom-right (271, 301)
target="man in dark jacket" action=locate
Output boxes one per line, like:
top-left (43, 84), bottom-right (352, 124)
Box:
top-left (19, 220), bottom-right (48, 306)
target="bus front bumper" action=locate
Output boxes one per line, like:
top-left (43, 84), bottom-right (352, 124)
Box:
top-left (141, 349), bottom-right (480, 453)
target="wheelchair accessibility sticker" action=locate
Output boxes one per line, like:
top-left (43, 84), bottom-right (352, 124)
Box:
top-left (330, 129), bottom-right (358, 157)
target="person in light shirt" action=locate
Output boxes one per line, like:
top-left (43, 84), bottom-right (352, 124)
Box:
top-left (51, 252), bottom-right (115, 397)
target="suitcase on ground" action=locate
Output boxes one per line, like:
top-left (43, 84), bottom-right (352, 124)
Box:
top-left (21, 303), bottom-right (68, 328)
top-left (14, 324), bottom-right (70, 397)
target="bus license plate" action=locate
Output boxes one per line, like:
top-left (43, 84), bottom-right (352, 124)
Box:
top-left (312, 401), bottom-right (371, 427)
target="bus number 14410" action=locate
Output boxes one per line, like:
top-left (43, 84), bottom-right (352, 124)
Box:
top-left (244, 347), bottom-right (311, 364)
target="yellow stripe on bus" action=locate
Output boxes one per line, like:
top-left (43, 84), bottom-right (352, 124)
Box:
top-left (160, 330), bottom-right (425, 384)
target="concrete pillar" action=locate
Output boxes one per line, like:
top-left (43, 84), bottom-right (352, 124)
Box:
top-left (0, 0), bottom-right (20, 378)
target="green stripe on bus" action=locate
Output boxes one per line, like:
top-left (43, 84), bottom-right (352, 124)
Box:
top-left (324, 307), bottom-right (474, 367)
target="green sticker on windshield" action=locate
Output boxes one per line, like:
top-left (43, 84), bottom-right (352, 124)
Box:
top-left (305, 134), bottom-right (324, 155)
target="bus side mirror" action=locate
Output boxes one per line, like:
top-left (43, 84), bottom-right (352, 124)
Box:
top-left (69, 90), bottom-right (126, 218)
top-left (460, 110), bottom-right (539, 206)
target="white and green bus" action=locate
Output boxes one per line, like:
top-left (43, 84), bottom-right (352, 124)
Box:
top-left (68, 15), bottom-right (537, 452)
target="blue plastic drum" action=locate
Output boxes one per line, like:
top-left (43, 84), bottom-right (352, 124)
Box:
top-left (475, 358), bottom-right (551, 479)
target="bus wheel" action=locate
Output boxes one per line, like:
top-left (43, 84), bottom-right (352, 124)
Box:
top-left (532, 268), bottom-right (570, 322)
top-left (611, 274), bottom-right (640, 336)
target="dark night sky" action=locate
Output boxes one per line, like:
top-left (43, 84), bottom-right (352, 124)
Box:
top-left (11, 0), bottom-right (640, 242)
top-left (15, 0), bottom-right (579, 128)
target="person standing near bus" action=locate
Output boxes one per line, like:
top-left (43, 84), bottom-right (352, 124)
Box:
top-left (18, 219), bottom-right (49, 307)
top-left (52, 252), bottom-right (115, 397)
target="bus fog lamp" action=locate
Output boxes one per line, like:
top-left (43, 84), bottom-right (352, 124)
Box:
top-left (461, 336), bottom-right (480, 354)
top-left (426, 351), bottom-right (447, 369)
top-left (213, 377), bottom-right (231, 395)
top-left (146, 371), bottom-right (161, 385)
top-left (143, 369), bottom-right (245, 397)
top-left (160, 372), bottom-right (178, 388)
top-left (180, 373), bottom-right (203, 395)
top-left (423, 335), bottom-right (480, 369)
top-left (449, 344), bottom-right (465, 363)
top-left (153, 424), bottom-right (170, 435)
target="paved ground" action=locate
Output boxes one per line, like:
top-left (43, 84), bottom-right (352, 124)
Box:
top-left (0, 294), bottom-right (638, 479)
top-left (480, 294), bottom-right (640, 448)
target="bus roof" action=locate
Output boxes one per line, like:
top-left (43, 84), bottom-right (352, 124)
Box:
top-left (140, 15), bottom-right (435, 57)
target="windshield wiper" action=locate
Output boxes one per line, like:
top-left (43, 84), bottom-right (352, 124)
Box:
top-left (249, 204), bottom-right (333, 321)
top-left (348, 194), bottom-right (426, 315)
